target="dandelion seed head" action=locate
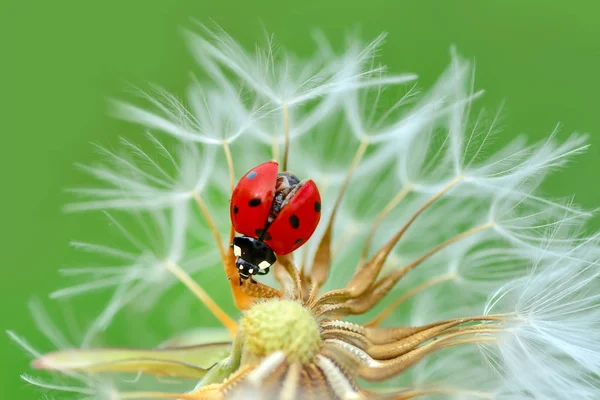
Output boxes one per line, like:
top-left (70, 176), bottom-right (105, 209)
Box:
top-left (14, 24), bottom-right (600, 400)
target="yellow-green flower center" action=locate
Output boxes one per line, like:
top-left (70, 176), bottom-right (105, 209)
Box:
top-left (240, 299), bottom-right (321, 364)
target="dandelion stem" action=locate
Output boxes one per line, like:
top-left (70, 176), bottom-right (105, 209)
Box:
top-left (365, 273), bottom-right (456, 327)
top-left (282, 103), bottom-right (290, 170)
top-left (165, 260), bottom-right (237, 337)
top-left (192, 192), bottom-right (227, 265)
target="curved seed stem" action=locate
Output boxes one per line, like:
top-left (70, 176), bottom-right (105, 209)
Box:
top-left (389, 221), bottom-right (494, 280)
top-left (352, 328), bottom-right (497, 381)
top-left (360, 185), bottom-right (413, 263)
top-left (365, 315), bottom-right (505, 345)
top-left (222, 141), bottom-right (237, 247)
top-left (317, 176), bottom-right (463, 306)
top-left (192, 192), bottom-right (226, 265)
top-left (193, 191), bottom-right (253, 308)
top-left (307, 282), bottom-right (320, 306)
top-left (165, 260), bottom-right (237, 337)
top-left (347, 176), bottom-right (463, 297)
top-left (119, 391), bottom-right (196, 399)
top-left (327, 222), bottom-right (494, 316)
top-left (278, 254), bottom-right (303, 300)
top-left (222, 141), bottom-right (235, 195)
top-left (365, 273), bottom-right (456, 327)
top-left (271, 138), bottom-right (280, 163)
top-left (371, 388), bottom-right (493, 400)
top-left (282, 103), bottom-right (290, 170)
top-left (309, 139), bottom-right (369, 293)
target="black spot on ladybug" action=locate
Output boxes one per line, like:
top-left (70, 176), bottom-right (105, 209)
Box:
top-left (314, 201), bottom-right (321, 212)
top-left (255, 229), bottom-right (272, 240)
top-left (248, 198), bottom-right (261, 207)
top-left (247, 171), bottom-right (258, 180)
top-left (295, 238), bottom-right (303, 245)
top-left (233, 205), bottom-right (239, 214)
top-left (289, 215), bottom-right (300, 229)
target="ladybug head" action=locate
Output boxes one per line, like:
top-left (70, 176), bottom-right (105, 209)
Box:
top-left (232, 236), bottom-right (277, 279)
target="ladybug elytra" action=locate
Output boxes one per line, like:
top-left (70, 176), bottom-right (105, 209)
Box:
top-left (230, 161), bottom-right (322, 285)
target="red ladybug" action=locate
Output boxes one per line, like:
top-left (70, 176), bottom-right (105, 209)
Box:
top-left (230, 161), bottom-right (322, 285)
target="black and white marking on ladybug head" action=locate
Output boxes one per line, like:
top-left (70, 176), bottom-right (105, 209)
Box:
top-left (232, 236), bottom-right (276, 285)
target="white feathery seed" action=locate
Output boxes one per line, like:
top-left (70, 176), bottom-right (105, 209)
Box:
top-left (53, 204), bottom-right (221, 346)
top-left (483, 235), bottom-right (600, 399)
top-left (67, 134), bottom-right (216, 211)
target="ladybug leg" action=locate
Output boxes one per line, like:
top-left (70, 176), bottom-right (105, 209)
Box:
top-left (239, 277), bottom-right (243, 286)
top-left (250, 277), bottom-right (258, 284)
top-left (257, 267), bottom-right (270, 276)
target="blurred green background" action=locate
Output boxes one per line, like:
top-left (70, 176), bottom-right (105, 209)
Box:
top-left (2, 0), bottom-right (599, 398)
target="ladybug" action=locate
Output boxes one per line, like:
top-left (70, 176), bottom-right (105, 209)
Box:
top-left (230, 161), bottom-right (322, 285)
